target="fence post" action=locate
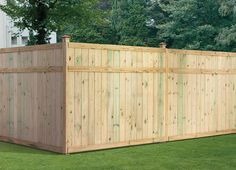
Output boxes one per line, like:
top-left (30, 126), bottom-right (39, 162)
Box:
top-left (159, 42), bottom-right (167, 49)
top-left (160, 42), bottom-right (169, 142)
top-left (62, 35), bottom-right (70, 154)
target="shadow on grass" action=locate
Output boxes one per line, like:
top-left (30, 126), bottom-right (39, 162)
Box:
top-left (0, 142), bottom-right (57, 155)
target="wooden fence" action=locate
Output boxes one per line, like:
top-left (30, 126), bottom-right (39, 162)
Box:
top-left (0, 36), bottom-right (236, 153)
top-left (0, 44), bottom-right (65, 153)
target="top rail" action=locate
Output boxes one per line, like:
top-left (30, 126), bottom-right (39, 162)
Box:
top-left (168, 49), bottom-right (236, 57)
top-left (0, 43), bottom-right (62, 54)
top-left (68, 42), bottom-right (166, 53)
top-left (69, 42), bottom-right (236, 57)
top-left (1, 41), bottom-right (236, 57)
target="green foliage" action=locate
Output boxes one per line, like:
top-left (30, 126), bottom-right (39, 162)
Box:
top-left (156, 0), bottom-right (235, 51)
top-left (0, 0), bottom-right (58, 44)
top-left (216, 25), bottom-right (236, 52)
top-left (111, 0), bottom-right (156, 46)
top-left (0, 0), bottom-right (235, 51)
top-left (0, 0), bottom-right (98, 44)
top-left (62, 0), bottom-right (157, 47)
top-left (61, 21), bottom-right (118, 44)
top-left (217, 0), bottom-right (236, 51)
top-left (218, 0), bottom-right (236, 16)
top-left (58, 0), bottom-right (117, 44)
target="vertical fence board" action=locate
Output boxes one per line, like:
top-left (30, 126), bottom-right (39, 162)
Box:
top-left (136, 51), bottom-right (143, 140)
top-left (125, 51), bottom-right (132, 141)
top-left (101, 49), bottom-right (108, 144)
top-left (81, 49), bottom-right (89, 146)
top-left (88, 49), bottom-right (95, 145)
top-left (94, 49), bottom-right (102, 145)
top-left (119, 50), bottom-right (126, 142)
top-left (107, 50), bottom-right (114, 143)
top-left (74, 48), bottom-right (82, 146)
top-left (113, 50), bottom-right (120, 142)
top-left (142, 52), bottom-right (149, 139)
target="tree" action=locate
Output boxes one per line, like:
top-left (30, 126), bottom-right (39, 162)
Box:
top-left (216, 0), bottom-right (236, 51)
top-left (111, 0), bottom-right (156, 46)
top-left (157, 0), bottom-right (234, 51)
top-left (58, 0), bottom-right (117, 44)
top-left (147, 0), bottom-right (171, 46)
top-left (68, 0), bottom-right (156, 46)
top-left (0, 0), bottom-right (98, 44)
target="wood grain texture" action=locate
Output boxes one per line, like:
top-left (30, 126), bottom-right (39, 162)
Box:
top-left (67, 43), bottom-right (236, 153)
top-left (0, 47), bottom-right (64, 153)
top-left (1, 42), bottom-right (236, 153)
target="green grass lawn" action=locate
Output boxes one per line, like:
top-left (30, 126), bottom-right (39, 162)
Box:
top-left (0, 134), bottom-right (236, 170)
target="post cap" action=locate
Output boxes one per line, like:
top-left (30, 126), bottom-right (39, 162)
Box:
top-left (62, 35), bottom-right (71, 43)
top-left (159, 42), bottom-right (167, 48)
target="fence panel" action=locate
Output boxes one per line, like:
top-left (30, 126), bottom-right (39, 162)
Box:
top-left (0, 41), bottom-right (236, 153)
top-left (0, 44), bottom-right (64, 153)
top-left (65, 43), bottom-right (236, 153)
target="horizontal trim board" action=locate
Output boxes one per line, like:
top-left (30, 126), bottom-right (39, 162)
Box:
top-left (0, 43), bottom-right (62, 53)
top-left (69, 43), bottom-right (236, 57)
top-left (68, 66), bottom-right (236, 75)
top-left (68, 66), bottom-right (166, 73)
top-left (67, 129), bottom-right (236, 153)
top-left (0, 136), bottom-right (64, 153)
top-left (67, 137), bottom-right (166, 153)
top-left (168, 129), bottom-right (236, 141)
top-left (167, 49), bottom-right (236, 57)
top-left (0, 66), bottom-right (63, 73)
top-left (69, 43), bottom-right (166, 52)
top-left (1, 130), bottom-right (235, 154)
top-left (169, 68), bottom-right (236, 75)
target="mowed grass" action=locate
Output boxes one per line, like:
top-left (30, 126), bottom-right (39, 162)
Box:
top-left (0, 134), bottom-right (235, 170)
